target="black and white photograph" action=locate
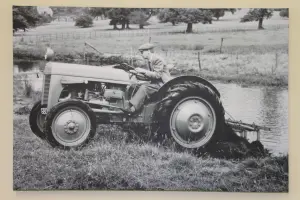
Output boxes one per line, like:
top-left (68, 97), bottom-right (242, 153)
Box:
top-left (13, 5), bottom-right (289, 192)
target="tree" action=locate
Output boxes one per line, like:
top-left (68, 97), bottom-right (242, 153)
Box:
top-left (13, 6), bottom-right (40, 32)
top-left (157, 8), bottom-right (213, 32)
top-left (38, 13), bottom-right (53, 25)
top-left (211, 9), bottom-right (225, 20)
top-left (157, 8), bottom-right (180, 25)
top-left (75, 14), bottom-right (93, 28)
top-left (129, 10), bottom-right (149, 29)
top-left (211, 9), bottom-right (239, 20)
top-left (279, 9), bottom-right (289, 18)
top-left (87, 7), bottom-right (109, 19)
top-left (106, 8), bottom-right (133, 30)
top-left (240, 9), bottom-right (273, 29)
top-left (177, 9), bottom-right (213, 33)
top-left (128, 9), bottom-right (157, 29)
top-left (226, 9), bottom-right (238, 14)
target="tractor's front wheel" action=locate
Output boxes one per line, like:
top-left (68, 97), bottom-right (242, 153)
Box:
top-left (154, 82), bottom-right (225, 151)
top-left (29, 100), bottom-right (46, 140)
top-left (43, 100), bottom-right (96, 149)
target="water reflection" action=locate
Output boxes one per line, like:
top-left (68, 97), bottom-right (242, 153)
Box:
top-left (13, 61), bottom-right (289, 156)
top-left (13, 60), bottom-right (44, 73)
top-left (213, 82), bottom-right (288, 156)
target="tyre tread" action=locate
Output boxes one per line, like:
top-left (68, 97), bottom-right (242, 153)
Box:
top-left (153, 81), bottom-right (226, 150)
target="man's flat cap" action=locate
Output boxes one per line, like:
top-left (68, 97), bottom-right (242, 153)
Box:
top-left (138, 43), bottom-right (155, 51)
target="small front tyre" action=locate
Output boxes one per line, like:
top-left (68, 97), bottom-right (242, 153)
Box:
top-left (43, 100), bottom-right (96, 149)
top-left (29, 100), bottom-right (46, 140)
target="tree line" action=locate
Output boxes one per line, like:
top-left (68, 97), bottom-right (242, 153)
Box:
top-left (13, 6), bottom-right (289, 34)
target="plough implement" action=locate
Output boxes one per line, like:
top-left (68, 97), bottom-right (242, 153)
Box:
top-left (225, 118), bottom-right (271, 141)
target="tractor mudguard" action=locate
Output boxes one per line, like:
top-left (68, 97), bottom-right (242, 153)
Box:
top-left (156, 75), bottom-right (220, 100)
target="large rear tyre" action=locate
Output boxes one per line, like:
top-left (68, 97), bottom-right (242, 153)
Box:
top-left (43, 100), bottom-right (96, 149)
top-left (29, 100), bottom-right (46, 140)
top-left (153, 82), bottom-right (225, 151)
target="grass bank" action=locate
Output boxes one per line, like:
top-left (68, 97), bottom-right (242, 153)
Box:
top-left (13, 114), bottom-right (288, 191)
top-left (13, 45), bottom-right (288, 87)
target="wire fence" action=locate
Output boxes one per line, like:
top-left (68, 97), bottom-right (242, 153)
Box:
top-left (13, 23), bottom-right (288, 44)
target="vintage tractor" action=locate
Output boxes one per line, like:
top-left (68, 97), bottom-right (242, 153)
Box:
top-left (29, 48), bottom-right (269, 151)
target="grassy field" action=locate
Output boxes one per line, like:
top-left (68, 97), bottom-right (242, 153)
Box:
top-left (13, 9), bottom-right (289, 87)
top-left (13, 113), bottom-right (288, 191)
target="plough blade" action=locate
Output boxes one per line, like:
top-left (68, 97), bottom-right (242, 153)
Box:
top-left (226, 119), bottom-right (271, 132)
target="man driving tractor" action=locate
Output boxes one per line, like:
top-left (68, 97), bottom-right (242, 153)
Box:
top-left (122, 43), bottom-right (172, 114)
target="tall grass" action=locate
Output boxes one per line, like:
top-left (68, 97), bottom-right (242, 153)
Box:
top-left (13, 115), bottom-right (288, 191)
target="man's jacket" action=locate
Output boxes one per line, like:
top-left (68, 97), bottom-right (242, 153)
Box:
top-left (145, 53), bottom-right (172, 86)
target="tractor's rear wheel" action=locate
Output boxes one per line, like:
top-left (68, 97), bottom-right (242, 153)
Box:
top-left (153, 82), bottom-right (225, 151)
top-left (43, 100), bottom-right (96, 149)
top-left (29, 100), bottom-right (46, 140)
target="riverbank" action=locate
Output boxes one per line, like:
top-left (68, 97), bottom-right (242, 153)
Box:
top-left (13, 46), bottom-right (288, 88)
top-left (13, 113), bottom-right (288, 191)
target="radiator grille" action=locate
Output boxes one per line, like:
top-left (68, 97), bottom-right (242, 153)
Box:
top-left (41, 75), bottom-right (51, 105)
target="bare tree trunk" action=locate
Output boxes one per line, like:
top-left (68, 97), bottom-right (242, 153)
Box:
top-left (186, 23), bottom-right (193, 33)
top-left (113, 24), bottom-right (118, 30)
top-left (126, 20), bottom-right (130, 29)
top-left (258, 18), bottom-right (264, 29)
top-left (121, 22), bottom-right (126, 30)
top-left (139, 24), bottom-right (144, 29)
top-left (172, 21), bottom-right (176, 26)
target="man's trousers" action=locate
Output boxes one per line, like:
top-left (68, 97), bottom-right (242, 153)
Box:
top-left (129, 82), bottom-right (161, 111)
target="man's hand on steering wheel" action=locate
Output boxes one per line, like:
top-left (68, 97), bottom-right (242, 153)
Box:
top-left (135, 67), bottom-right (148, 74)
top-left (129, 69), bottom-right (145, 77)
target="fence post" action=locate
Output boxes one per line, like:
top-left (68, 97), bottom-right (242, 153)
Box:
top-left (130, 46), bottom-right (133, 66)
top-left (84, 45), bottom-right (86, 64)
top-left (273, 52), bottom-right (278, 74)
top-left (236, 53), bottom-right (239, 74)
top-left (198, 52), bottom-right (201, 71)
top-left (220, 38), bottom-right (224, 54)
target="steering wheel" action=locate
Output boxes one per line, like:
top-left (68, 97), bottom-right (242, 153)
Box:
top-left (114, 63), bottom-right (135, 72)
top-left (114, 63), bottom-right (148, 80)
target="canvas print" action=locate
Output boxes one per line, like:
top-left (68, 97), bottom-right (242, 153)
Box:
top-left (13, 6), bottom-right (289, 192)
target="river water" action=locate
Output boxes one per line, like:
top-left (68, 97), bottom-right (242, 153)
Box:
top-left (13, 60), bottom-right (289, 156)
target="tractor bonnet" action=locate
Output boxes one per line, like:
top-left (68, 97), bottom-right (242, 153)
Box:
top-left (44, 62), bottom-right (134, 84)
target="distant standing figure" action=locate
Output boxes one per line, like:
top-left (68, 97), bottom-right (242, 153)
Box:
top-left (45, 45), bottom-right (54, 61)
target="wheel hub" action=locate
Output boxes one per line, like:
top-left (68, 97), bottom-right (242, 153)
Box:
top-left (64, 120), bottom-right (79, 135)
top-left (188, 114), bottom-right (203, 132)
top-left (169, 96), bottom-right (216, 148)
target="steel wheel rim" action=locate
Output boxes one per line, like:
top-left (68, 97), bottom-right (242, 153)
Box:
top-left (169, 96), bottom-right (217, 148)
top-left (51, 106), bottom-right (91, 147)
top-left (37, 111), bottom-right (46, 132)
